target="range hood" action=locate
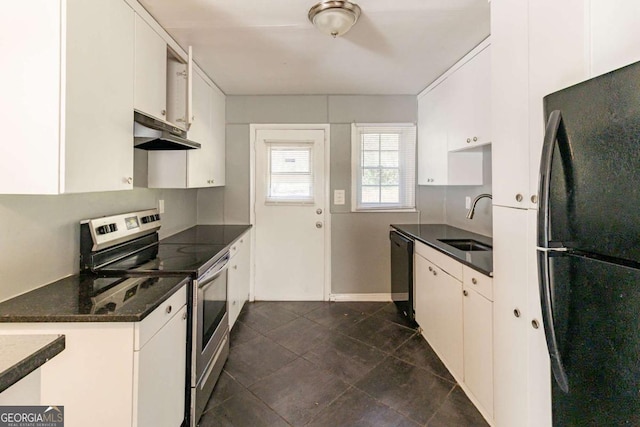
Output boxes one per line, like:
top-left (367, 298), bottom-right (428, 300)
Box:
top-left (133, 110), bottom-right (201, 150)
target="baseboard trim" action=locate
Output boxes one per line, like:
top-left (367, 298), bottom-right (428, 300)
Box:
top-left (329, 293), bottom-right (392, 302)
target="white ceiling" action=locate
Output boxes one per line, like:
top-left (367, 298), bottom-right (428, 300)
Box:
top-left (138, 0), bottom-right (490, 95)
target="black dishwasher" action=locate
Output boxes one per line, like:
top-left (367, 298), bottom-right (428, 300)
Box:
top-left (389, 230), bottom-right (415, 323)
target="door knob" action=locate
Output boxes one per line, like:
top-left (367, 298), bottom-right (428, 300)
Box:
top-left (316, 222), bottom-right (323, 229)
top-left (316, 208), bottom-right (323, 215)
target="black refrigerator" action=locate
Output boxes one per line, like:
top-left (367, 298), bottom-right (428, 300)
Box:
top-left (537, 60), bottom-right (640, 426)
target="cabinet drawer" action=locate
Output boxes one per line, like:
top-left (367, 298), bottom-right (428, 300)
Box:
top-left (229, 233), bottom-right (248, 259)
top-left (135, 283), bottom-right (187, 350)
top-left (415, 241), bottom-right (463, 281)
top-left (463, 265), bottom-right (493, 301)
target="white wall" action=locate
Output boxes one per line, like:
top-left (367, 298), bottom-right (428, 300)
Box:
top-left (0, 187), bottom-right (197, 302)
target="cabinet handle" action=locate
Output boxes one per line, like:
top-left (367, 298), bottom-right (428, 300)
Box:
top-left (532, 319), bottom-right (540, 329)
top-left (433, 270), bottom-right (437, 276)
top-left (515, 193), bottom-right (523, 202)
top-left (233, 265), bottom-right (238, 270)
top-left (240, 239), bottom-right (244, 244)
top-left (531, 195), bottom-right (538, 204)
top-left (471, 278), bottom-right (477, 285)
top-left (161, 109), bottom-right (166, 116)
top-left (463, 290), bottom-right (469, 296)
top-left (466, 138), bottom-right (471, 143)
top-left (428, 266), bottom-right (433, 272)
top-left (513, 308), bottom-right (521, 318)
top-left (473, 136), bottom-right (478, 142)
top-left (182, 311), bottom-right (187, 320)
top-left (166, 305), bottom-right (172, 314)
top-left (125, 177), bottom-right (133, 185)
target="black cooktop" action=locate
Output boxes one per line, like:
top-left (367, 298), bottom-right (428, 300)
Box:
top-left (99, 243), bottom-right (228, 278)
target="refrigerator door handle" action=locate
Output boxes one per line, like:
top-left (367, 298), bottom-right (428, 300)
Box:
top-left (537, 248), bottom-right (570, 393)
top-left (537, 109), bottom-right (564, 248)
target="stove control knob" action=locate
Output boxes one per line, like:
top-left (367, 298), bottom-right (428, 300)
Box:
top-left (141, 216), bottom-right (149, 224)
top-left (109, 224), bottom-right (118, 232)
top-left (155, 214), bottom-right (160, 221)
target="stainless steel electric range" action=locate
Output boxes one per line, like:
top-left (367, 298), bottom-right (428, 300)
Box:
top-left (80, 209), bottom-right (230, 426)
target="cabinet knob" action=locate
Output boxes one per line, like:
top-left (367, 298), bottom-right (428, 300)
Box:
top-left (531, 319), bottom-right (540, 329)
top-left (182, 311), bottom-right (187, 320)
top-left (233, 265), bottom-right (238, 270)
top-left (531, 195), bottom-right (538, 204)
top-left (125, 177), bottom-right (133, 185)
top-left (463, 290), bottom-right (469, 296)
top-left (471, 278), bottom-right (477, 285)
top-left (428, 266), bottom-right (433, 272)
top-left (466, 138), bottom-right (471, 143)
top-left (473, 136), bottom-right (478, 142)
top-left (515, 193), bottom-right (523, 202)
top-left (166, 305), bottom-right (172, 314)
top-left (513, 308), bottom-right (521, 318)
top-left (316, 222), bottom-right (323, 229)
top-left (161, 109), bottom-right (166, 116)
top-left (433, 270), bottom-right (437, 276)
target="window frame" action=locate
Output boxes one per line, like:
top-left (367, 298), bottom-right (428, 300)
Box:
top-left (350, 123), bottom-right (417, 212)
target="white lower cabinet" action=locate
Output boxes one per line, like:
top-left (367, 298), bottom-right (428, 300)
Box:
top-left (228, 230), bottom-right (251, 329)
top-left (0, 284), bottom-right (187, 427)
top-left (415, 240), bottom-right (494, 424)
top-left (415, 251), bottom-right (463, 380)
top-left (493, 207), bottom-right (551, 427)
top-left (133, 303), bottom-right (187, 427)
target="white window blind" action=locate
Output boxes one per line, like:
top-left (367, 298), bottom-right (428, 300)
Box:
top-left (351, 123), bottom-right (416, 211)
top-left (266, 143), bottom-right (314, 204)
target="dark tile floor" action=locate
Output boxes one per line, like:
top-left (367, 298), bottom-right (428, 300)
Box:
top-left (199, 301), bottom-right (488, 427)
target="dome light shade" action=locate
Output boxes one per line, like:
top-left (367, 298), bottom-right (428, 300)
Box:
top-left (308, 1), bottom-right (361, 37)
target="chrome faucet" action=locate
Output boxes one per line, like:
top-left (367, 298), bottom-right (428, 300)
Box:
top-left (466, 193), bottom-right (492, 219)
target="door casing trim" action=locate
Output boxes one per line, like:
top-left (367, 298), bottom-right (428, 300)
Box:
top-left (249, 124), bottom-right (332, 301)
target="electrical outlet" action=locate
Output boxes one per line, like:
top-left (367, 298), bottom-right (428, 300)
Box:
top-left (465, 196), bottom-right (471, 209)
top-left (158, 199), bottom-right (165, 214)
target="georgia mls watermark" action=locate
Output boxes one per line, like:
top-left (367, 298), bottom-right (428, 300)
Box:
top-left (0, 406), bottom-right (63, 427)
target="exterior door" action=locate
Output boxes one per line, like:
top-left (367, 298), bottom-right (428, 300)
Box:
top-left (254, 128), bottom-right (327, 300)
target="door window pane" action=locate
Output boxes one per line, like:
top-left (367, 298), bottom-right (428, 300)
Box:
top-left (267, 144), bottom-right (314, 203)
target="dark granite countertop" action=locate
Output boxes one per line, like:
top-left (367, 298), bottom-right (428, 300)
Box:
top-left (0, 334), bottom-right (65, 393)
top-left (0, 275), bottom-right (189, 323)
top-left (391, 224), bottom-right (493, 276)
top-left (161, 224), bottom-right (252, 245)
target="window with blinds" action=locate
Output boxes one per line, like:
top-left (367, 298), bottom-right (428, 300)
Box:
top-left (266, 143), bottom-right (314, 203)
top-left (351, 124), bottom-right (416, 211)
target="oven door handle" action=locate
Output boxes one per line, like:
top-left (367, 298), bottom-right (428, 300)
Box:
top-left (198, 252), bottom-right (230, 289)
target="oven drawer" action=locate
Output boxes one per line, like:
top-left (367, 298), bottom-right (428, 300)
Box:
top-left (135, 283), bottom-right (187, 350)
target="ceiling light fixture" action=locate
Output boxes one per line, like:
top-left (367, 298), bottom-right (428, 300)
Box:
top-left (308, 0), bottom-right (361, 38)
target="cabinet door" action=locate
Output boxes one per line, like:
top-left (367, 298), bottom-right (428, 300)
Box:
top-left (415, 253), bottom-right (463, 379)
top-left (448, 47), bottom-right (491, 152)
top-left (134, 13), bottom-right (167, 121)
top-left (493, 206), bottom-right (530, 426)
top-left (590, 1), bottom-right (640, 77)
top-left (64, 0), bottom-right (134, 193)
top-left (526, 208), bottom-right (552, 426)
top-left (134, 305), bottom-right (187, 427)
top-left (491, 0), bottom-right (530, 208)
top-left (209, 82), bottom-right (226, 187)
top-left (228, 232), bottom-right (251, 329)
top-left (418, 82), bottom-right (449, 185)
top-left (187, 71), bottom-right (214, 188)
top-left (528, 0), bottom-right (587, 209)
top-left (463, 286), bottom-right (493, 419)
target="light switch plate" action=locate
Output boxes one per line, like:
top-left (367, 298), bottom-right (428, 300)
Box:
top-left (465, 196), bottom-right (471, 209)
top-left (334, 190), bottom-right (345, 205)
top-left (158, 199), bottom-right (165, 214)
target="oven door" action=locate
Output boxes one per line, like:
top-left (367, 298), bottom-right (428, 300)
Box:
top-left (195, 252), bottom-right (230, 381)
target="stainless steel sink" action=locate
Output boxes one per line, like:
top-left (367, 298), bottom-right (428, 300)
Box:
top-left (438, 239), bottom-right (492, 252)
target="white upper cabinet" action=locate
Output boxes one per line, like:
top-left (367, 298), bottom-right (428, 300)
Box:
top-left (590, 1), bottom-right (640, 77)
top-left (448, 46), bottom-right (492, 152)
top-left (417, 41), bottom-right (488, 186)
top-left (148, 71), bottom-right (226, 189)
top-left (1, 0), bottom-right (135, 194)
top-left (134, 13), bottom-right (167, 121)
